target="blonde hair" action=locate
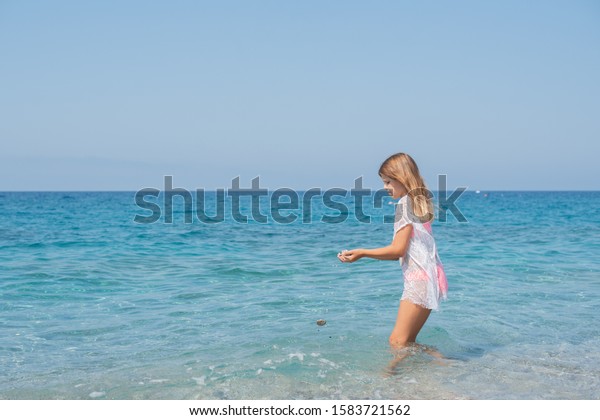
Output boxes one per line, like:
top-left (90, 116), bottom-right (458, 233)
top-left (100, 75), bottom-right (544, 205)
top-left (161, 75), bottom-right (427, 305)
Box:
top-left (378, 152), bottom-right (434, 222)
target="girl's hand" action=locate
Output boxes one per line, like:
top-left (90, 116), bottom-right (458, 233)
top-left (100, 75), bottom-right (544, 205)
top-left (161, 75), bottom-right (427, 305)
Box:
top-left (337, 249), bottom-right (363, 263)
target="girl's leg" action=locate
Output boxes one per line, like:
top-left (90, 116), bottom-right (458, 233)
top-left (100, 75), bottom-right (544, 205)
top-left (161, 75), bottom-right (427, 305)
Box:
top-left (385, 300), bottom-right (432, 375)
top-left (389, 299), bottom-right (431, 349)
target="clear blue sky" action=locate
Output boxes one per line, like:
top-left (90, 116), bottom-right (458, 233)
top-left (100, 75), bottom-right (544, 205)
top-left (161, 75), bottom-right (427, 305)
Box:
top-left (1, 0), bottom-right (599, 191)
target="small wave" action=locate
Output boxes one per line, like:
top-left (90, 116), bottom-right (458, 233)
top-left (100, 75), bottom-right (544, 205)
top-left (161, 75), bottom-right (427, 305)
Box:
top-left (174, 292), bottom-right (206, 301)
top-left (213, 266), bottom-right (297, 279)
top-left (26, 242), bottom-right (46, 249)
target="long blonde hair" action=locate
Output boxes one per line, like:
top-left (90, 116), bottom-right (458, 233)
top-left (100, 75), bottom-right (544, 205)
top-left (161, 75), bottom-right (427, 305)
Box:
top-left (378, 152), bottom-right (434, 222)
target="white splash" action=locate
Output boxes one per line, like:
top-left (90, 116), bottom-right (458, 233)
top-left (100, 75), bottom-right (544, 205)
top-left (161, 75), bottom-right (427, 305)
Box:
top-left (192, 376), bottom-right (206, 386)
top-left (89, 391), bottom-right (105, 398)
top-left (288, 353), bottom-right (305, 362)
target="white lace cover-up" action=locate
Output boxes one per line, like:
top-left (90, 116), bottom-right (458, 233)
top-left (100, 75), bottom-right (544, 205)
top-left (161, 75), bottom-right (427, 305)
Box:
top-left (394, 195), bottom-right (448, 310)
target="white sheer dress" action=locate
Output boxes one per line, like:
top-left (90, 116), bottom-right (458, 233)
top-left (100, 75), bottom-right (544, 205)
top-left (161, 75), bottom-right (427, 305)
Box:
top-left (394, 195), bottom-right (448, 310)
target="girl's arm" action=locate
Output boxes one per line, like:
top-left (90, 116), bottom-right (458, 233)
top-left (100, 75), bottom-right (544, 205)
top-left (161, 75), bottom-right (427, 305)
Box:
top-left (338, 224), bottom-right (413, 263)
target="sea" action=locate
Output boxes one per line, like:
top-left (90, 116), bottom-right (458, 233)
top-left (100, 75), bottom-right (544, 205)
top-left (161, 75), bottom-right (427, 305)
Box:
top-left (1, 190), bottom-right (599, 400)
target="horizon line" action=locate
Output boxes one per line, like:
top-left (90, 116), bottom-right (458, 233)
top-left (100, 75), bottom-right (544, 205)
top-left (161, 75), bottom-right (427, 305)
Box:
top-left (1, 189), bottom-right (599, 193)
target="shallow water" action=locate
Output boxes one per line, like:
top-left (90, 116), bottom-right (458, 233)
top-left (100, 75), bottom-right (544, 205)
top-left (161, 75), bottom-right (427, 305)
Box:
top-left (1, 191), bottom-right (599, 399)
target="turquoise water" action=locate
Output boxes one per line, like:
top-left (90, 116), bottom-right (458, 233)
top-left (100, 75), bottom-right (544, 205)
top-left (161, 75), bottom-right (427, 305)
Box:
top-left (1, 191), bottom-right (599, 399)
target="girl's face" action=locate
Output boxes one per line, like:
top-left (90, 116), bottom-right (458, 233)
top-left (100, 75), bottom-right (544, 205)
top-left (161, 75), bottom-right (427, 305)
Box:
top-left (381, 176), bottom-right (407, 200)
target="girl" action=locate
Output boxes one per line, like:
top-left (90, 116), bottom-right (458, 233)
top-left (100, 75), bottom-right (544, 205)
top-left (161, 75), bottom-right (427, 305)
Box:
top-left (338, 152), bottom-right (448, 354)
